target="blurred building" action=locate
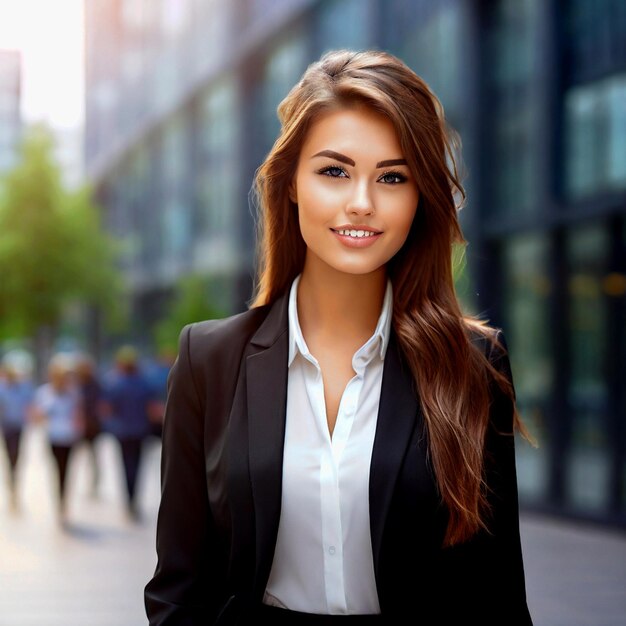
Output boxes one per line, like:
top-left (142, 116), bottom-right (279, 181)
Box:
top-left (53, 125), bottom-right (85, 190)
top-left (84, 0), bottom-right (626, 529)
top-left (0, 49), bottom-right (21, 174)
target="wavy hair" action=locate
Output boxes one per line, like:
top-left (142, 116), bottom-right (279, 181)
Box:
top-left (250, 49), bottom-right (529, 546)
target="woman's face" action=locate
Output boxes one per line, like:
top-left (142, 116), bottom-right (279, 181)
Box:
top-left (291, 105), bottom-right (419, 278)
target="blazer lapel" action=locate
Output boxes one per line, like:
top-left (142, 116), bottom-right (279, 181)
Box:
top-left (369, 334), bottom-right (422, 571)
top-left (246, 293), bottom-right (290, 593)
top-left (243, 297), bottom-right (424, 597)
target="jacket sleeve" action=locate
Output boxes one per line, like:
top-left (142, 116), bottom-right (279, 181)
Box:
top-left (482, 329), bottom-right (533, 623)
top-left (144, 323), bottom-right (228, 625)
top-left (439, 329), bottom-right (534, 625)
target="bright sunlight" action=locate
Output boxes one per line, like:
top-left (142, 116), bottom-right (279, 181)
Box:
top-left (0, 0), bottom-right (84, 128)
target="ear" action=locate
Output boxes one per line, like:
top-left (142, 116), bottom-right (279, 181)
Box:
top-left (288, 180), bottom-right (297, 204)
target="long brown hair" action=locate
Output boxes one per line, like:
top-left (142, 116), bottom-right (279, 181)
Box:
top-left (250, 49), bottom-right (529, 546)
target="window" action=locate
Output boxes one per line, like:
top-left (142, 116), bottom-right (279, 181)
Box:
top-left (195, 78), bottom-right (240, 271)
top-left (565, 224), bottom-right (610, 511)
top-left (316, 0), bottom-right (374, 55)
top-left (564, 74), bottom-right (626, 199)
top-left (502, 233), bottom-right (552, 502)
top-left (261, 34), bottom-right (309, 148)
top-left (564, 0), bottom-right (626, 82)
top-left (160, 114), bottom-right (191, 275)
top-left (396, 3), bottom-right (464, 121)
top-left (486, 0), bottom-right (541, 215)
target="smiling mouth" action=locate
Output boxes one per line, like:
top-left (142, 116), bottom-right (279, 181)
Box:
top-left (331, 228), bottom-right (382, 238)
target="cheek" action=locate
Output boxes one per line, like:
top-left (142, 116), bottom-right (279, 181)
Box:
top-left (296, 175), bottom-right (340, 222)
top-left (388, 196), bottom-right (418, 239)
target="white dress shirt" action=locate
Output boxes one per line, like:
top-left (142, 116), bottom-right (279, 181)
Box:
top-left (263, 274), bottom-right (393, 615)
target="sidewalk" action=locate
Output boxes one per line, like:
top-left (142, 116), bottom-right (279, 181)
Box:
top-left (0, 424), bottom-right (625, 626)
top-left (0, 425), bottom-right (160, 626)
top-left (521, 511), bottom-right (626, 626)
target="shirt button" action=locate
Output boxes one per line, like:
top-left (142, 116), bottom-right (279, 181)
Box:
top-left (328, 546), bottom-right (336, 555)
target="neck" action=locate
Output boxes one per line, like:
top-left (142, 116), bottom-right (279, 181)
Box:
top-left (297, 260), bottom-right (388, 342)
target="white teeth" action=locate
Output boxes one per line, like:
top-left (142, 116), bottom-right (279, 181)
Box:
top-left (337, 229), bottom-right (377, 238)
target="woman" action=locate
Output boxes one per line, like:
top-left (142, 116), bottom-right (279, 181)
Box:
top-left (145, 49), bottom-right (534, 625)
top-left (32, 353), bottom-right (84, 526)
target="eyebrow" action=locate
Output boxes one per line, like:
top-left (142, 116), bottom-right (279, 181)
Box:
top-left (312, 150), bottom-right (407, 169)
top-left (376, 158), bottom-right (407, 168)
top-left (312, 150), bottom-right (355, 166)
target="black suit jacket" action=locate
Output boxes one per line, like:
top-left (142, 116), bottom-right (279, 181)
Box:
top-left (144, 292), bottom-right (533, 625)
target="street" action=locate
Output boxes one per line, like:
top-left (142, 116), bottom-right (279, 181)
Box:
top-left (0, 425), bottom-right (160, 626)
top-left (1, 424), bottom-right (625, 626)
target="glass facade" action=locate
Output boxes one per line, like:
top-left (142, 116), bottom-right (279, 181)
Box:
top-left (396, 3), bottom-right (464, 122)
top-left (502, 234), bottom-right (552, 502)
top-left (195, 78), bottom-right (240, 272)
top-left (564, 0), bottom-right (626, 83)
top-left (316, 0), bottom-right (374, 54)
top-left (486, 0), bottom-right (541, 215)
top-left (261, 33), bottom-right (310, 150)
top-left (565, 225), bottom-right (610, 511)
top-left (564, 74), bottom-right (626, 199)
top-left (160, 114), bottom-right (192, 279)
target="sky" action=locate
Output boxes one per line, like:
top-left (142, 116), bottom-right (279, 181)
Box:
top-left (0, 0), bottom-right (84, 129)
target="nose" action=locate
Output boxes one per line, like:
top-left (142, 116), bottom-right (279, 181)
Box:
top-left (345, 179), bottom-right (374, 216)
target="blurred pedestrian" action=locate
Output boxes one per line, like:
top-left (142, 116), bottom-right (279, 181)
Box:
top-left (31, 353), bottom-right (84, 527)
top-left (75, 353), bottom-right (104, 497)
top-left (101, 345), bottom-right (159, 521)
top-left (0, 356), bottom-right (35, 512)
top-left (145, 347), bottom-right (176, 440)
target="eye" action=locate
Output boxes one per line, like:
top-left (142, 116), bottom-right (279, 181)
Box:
top-left (317, 165), bottom-right (348, 178)
top-left (378, 171), bottom-right (408, 185)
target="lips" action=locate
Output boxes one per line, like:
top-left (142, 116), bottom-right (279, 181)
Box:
top-left (330, 226), bottom-right (382, 239)
top-left (330, 226), bottom-right (382, 248)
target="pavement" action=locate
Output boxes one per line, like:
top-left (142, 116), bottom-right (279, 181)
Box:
top-left (0, 425), bottom-right (625, 626)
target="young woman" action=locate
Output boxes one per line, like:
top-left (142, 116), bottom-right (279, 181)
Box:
top-left (145, 49), bottom-right (534, 625)
top-left (31, 353), bottom-right (84, 527)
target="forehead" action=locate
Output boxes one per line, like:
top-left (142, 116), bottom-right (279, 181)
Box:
top-left (301, 105), bottom-right (403, 158)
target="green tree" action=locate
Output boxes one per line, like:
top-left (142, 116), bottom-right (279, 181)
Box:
top-left (0, 123), bottom-right (124, 372)
top-left (153, 273), bottom-right (226, 355)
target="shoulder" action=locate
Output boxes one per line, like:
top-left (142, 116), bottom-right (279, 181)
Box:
top-left (179, 305), bottom-right (273, 369)
top-left (187, 305), bottom-right (270, 342)
top-left (185, 305), bottom-right (272, 350)
top-left (166, 305), bottom-right (276, 409)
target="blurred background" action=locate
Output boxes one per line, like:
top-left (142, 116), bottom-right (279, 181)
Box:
top-left (0, 0), bottom-right (625, 624)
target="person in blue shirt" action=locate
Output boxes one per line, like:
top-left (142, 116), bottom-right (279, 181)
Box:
top-left (0, 358), bottom-right (35, 512)
top-left (101, 345), bottom-right (160, 521)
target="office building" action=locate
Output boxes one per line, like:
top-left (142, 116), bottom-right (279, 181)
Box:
top-left (0, 49), bottom-right (21, 174)
top-left (84, 0), bottom-right (626, 528)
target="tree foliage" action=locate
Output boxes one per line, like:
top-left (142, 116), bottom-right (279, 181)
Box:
top-left (0, 123), bottom-right (124, 341)
top-left (153, 273), bottom-right (226, 355)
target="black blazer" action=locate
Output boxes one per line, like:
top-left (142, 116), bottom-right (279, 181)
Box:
top-left (144, 292), bottom-right (533, 625)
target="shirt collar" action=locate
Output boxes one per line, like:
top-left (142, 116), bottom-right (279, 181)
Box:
top-left (287, 274), bottom-right (393, 368)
